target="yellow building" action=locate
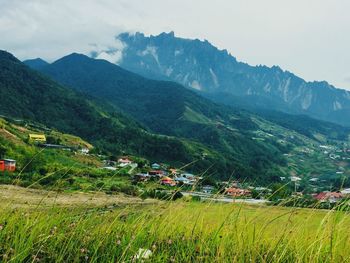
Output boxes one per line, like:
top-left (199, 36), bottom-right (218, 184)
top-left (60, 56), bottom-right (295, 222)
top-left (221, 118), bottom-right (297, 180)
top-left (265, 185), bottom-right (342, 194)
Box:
top-left (28, 134), bottom-right (46, 142)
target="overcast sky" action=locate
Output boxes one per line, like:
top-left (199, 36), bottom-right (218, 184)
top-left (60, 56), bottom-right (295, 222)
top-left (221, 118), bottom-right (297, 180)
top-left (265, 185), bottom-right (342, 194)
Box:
top-left (1, 0), bottom-right (349, 89)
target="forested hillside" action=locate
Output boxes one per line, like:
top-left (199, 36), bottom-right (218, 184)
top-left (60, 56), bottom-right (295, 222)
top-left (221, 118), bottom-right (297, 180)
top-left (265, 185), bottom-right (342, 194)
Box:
top-left (0, 51), bottom-right (212, 172)
top-left (34, 53), bottom-right (349, 182)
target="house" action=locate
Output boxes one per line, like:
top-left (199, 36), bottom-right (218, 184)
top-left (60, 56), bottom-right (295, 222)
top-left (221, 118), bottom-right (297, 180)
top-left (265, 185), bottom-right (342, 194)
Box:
top-left (28, 134), bottom-right (46, 143)
top-left (174, 176), bottom-right (191, 185)
top-left (181, 173), bottom-right (196, 180)
top-left (225, 187), bottom-right (251, 197)
top-left (151, 163), bottom-right (161, 170)
top-left (160, 176), bottom-right (176, 186)
top-left (314, 192), bottom-right (343, 203)
top-left (290, 176), bottom-right (302, 182)
top-left (202, 185), bottom-right (215, 194)
top-left (134, 173), bottom-right (150, 182)
top-left (340, 188), bottom-right (350, 195)
top-left (0, 159), bottom-right (16, 172)
top-left (80, 148), bottom-right (89, 154)
top-left (118, 157), bottom-right (132, 167)
top-left (148, 170), bottom-right (164, 177)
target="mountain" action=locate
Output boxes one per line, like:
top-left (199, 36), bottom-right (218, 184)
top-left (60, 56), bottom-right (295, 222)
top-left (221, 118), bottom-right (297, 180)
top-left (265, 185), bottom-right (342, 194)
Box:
top-left (37, 53), bottom-right (287, 182)
top-left (32, 53), bottom-right (349, 182)
top-left (23, 58), bottom-right (49, 70)
top-left (41, 53), bottom-right (241, 135)
top-left (102, 32), bottom-right (350, 127)
top-left (0, 50), bottom-right (222, 172)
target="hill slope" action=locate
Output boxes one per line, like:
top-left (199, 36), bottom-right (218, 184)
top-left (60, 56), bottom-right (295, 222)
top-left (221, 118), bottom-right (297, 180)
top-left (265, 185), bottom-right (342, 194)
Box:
top-left (35, 53), bottom-right (349, 182)
top-left (0, 50), bottom-right (219, 172)
top-left (39, 54), bottom-right (293, 180)
top-left (101, 32), bottom-right (350, 127)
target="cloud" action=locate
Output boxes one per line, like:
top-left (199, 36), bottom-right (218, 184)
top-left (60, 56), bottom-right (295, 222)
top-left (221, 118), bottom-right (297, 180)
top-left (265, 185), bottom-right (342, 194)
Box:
top-left (89, 40), bottom-right (126, 64)
top-left (0, 0), bottom-right (350, 89)
top-left (0, 0), bottom-right (129, 61)
top-left (94, 49), bottom-right (124, 64)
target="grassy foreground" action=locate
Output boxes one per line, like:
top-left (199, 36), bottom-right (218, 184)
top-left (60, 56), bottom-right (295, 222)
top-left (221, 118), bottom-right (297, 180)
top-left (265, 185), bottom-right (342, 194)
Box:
top-left (1, 190), bottom-right (350, 262)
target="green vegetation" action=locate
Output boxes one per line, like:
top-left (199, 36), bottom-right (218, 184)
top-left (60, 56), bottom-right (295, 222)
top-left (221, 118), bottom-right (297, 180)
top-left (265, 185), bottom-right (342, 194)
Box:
top-left (2, 50), bottom-right (350, 185)
top-left (37, 53), bottom-right (350, 183)
top-left (2, 195), bottom-right (350, 262)
top-left (0, 51), bottom-right (242, 178)
top-left (0, 91), bottom-right (349, 262)
top-left (258, 110), bottom-right (350, 141)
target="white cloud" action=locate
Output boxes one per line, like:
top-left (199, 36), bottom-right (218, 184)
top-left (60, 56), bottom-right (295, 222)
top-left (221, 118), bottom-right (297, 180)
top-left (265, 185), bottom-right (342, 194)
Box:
top-left (89, 39), bottom-right (126, 64)
top-left (0, 0), bottom-right (349, 89)
top-left (95, 50), bottom-right (123, 64)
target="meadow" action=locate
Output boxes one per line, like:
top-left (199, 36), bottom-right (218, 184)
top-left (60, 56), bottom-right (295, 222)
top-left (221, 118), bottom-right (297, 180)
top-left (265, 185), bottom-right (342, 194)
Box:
top-left (1, 187), bottom-right (350, 262)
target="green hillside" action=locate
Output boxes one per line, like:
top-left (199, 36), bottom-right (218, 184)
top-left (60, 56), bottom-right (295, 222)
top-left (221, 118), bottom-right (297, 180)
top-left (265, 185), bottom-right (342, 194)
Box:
top-left (37, 53), bottom-right (350, 182)
top-left (0, 116), bottom-right (102, 188)
top-left (3, 50), bottom-right (292, 182)
top-left (0, 51), bottom-right (215, 173)
top-left (39, 54), bottom-right (288, 181)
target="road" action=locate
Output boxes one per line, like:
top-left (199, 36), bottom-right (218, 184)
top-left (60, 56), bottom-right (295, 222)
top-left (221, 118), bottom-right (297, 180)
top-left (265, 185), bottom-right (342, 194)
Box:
top-left (181, 191), bottom-right (269, 204)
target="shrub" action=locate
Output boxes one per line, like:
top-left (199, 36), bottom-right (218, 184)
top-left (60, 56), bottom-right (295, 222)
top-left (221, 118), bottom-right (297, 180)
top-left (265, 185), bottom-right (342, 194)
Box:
top-left (109, 184), bottom-right (138, 196)
top-left (191, 195), bottom-right (201, 202)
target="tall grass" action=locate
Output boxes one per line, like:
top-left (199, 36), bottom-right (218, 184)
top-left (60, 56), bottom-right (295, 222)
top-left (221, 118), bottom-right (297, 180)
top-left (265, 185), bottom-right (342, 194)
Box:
top-left (1, 195), bottom-right (350, 262)
top-left (1, 148), bottom-right (350, 262)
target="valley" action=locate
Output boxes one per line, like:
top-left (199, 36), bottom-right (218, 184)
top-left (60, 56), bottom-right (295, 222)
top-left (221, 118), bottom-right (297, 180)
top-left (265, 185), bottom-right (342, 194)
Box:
top-left (1, 21), bottom-right (350, 262)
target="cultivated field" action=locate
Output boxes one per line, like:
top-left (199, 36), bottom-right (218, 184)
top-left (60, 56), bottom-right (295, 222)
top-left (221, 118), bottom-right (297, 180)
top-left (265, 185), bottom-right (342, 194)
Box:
top-left (1, 186), bottom-right (350, 262)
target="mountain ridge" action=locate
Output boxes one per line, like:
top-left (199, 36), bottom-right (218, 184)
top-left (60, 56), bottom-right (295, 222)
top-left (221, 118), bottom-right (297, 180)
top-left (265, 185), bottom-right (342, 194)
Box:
top-left (102, 32), bottom-right (350, 126)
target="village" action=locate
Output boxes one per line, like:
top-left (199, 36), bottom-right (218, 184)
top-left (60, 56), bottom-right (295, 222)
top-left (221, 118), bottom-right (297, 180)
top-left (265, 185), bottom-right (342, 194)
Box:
top-left (1, 130), bottom-right (350, 207)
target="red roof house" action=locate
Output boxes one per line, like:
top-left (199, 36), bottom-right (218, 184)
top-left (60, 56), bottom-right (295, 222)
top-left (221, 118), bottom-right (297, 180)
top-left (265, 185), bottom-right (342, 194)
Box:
top-left (314, 192), bottom-right (343, 203)
top-left (225, 187), bottom-right (251, 197)
top-left (160, 177), bottom-right (176, 186)
top-left (0, 159), bottom-right (16, 172)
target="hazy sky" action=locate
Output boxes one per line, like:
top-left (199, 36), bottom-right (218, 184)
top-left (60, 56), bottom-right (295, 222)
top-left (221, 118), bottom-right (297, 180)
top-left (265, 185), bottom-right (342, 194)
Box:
top-left (1, 0), bottom-right (349, 89)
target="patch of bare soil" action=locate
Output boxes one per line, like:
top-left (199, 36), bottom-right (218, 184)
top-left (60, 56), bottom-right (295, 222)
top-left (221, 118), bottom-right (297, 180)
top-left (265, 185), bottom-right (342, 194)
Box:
top-left (0, 128), bottom-right (23, 144)
top-left (0, 185), bottom-right (156, 208)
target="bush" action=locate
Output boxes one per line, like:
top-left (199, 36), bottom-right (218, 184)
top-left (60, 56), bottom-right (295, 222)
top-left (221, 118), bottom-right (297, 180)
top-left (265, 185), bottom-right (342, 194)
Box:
top-left (191, 195), bottom-right (201, 202)
top-left (109, 184), bottom-right (139, 196)
top-left (141, 189), bottom-right (183, 201)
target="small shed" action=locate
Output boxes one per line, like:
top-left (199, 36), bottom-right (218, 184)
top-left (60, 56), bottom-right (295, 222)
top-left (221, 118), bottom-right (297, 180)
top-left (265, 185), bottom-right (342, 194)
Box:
top-left (0, 159), bottom-right (16, 172)
top-left (29, 134), bottom-right (46, 142)
top-left (151, 163), bottom-right (161, 169)
top-left (118, 157), bottom-right (132, 167)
